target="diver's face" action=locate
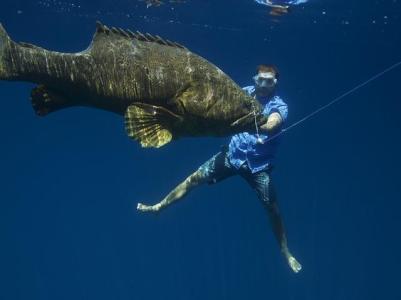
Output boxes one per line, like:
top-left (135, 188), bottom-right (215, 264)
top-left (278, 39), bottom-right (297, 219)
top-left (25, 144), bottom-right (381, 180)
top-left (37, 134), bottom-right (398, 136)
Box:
top-left (253, 72), bottom-right (277, 97)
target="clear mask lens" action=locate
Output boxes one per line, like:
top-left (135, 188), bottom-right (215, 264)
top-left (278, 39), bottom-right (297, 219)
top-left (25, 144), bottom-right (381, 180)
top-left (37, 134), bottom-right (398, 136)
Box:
top-left (253, 72), bottom-right (277, 88)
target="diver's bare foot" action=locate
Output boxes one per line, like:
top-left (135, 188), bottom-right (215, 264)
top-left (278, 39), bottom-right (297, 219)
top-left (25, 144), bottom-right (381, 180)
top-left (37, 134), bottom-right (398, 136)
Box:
top-left (137, 202), bottom-right (161, 212)
top-left (281, 248), bottom-right (302, 273)
top-left (287, 255), bottom-right (302, 273)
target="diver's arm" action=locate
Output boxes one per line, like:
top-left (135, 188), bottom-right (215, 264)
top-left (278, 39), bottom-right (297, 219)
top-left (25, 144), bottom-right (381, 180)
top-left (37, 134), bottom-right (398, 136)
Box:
top-left (263, 1), bottom-right (289, 9)
top-left (264, 0), bottom-right (276, 6)
top-left (260, 112), bottom-right (283, 133)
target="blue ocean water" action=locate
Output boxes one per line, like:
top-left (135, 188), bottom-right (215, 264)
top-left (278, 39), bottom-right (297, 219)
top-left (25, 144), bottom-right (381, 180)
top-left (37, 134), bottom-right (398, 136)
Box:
top-left (0, 0), bottom-right (401, 299)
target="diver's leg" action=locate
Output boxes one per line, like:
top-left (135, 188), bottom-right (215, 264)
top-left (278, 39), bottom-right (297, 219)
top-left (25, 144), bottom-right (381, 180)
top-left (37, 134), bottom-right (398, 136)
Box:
top-left (243, 170), bottom-right (302, 273)
top-left (137, 168), bottom-right (206, 212)
top-left (137, 150), bottom-right (235, 213)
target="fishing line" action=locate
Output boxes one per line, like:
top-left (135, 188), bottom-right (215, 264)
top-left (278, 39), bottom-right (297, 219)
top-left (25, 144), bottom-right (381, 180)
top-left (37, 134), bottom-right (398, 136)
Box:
top-left (263, 60), bottom-right (401, 142)
top-left (252, 96), bottom-right (263, 143)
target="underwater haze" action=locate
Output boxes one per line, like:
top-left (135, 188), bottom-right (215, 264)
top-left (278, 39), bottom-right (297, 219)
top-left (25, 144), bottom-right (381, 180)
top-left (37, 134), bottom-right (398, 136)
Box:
top-left (1, 0), bottom-right (401, 299)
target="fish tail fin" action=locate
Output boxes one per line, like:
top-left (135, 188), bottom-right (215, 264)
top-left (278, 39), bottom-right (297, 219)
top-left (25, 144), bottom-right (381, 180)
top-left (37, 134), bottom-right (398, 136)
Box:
top-left (0, 23), bottom-right (12, 80)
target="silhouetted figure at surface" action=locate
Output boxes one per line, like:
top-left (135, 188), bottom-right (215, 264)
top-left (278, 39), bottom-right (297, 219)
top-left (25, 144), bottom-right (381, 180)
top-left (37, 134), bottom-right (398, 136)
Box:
top-left (255, 0), bottom-right (308, 16)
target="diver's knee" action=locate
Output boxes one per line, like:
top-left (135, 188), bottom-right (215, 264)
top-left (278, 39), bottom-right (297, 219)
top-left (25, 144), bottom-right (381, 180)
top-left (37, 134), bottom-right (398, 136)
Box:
top-left (187, 170), bottom-right (205, 186)
top-left (261, 196), bottom-right (273, 206)
top-left (263, 198), bottom-right (279, 213)
top-left (258, 189), bottom-right (275, 206)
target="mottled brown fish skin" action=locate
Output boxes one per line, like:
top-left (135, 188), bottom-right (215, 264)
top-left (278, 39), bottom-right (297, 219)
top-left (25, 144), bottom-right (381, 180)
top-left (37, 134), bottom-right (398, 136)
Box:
top-left (0, 22), bottom-right (266, 139)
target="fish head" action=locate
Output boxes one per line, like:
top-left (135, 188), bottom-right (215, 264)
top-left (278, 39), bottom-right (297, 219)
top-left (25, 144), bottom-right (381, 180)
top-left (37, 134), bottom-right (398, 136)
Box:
top-left (228, 96), bottom-right (268, 134)
top-left (176, 81), bottom-right (267, 137)
top-left (200, 88), bottom-right (268, 136)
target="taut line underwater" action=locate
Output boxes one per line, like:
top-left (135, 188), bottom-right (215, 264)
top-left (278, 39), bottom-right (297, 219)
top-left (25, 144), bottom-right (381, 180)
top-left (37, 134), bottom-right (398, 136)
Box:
top-left (263, 60), bottom-right (401, 143)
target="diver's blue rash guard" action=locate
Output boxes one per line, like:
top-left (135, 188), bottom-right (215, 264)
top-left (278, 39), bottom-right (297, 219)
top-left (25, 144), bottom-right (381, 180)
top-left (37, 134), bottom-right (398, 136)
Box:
top-left (254, 0), bottom-right (308, 6)
top-left (228, 86), bottom-right (288, 173)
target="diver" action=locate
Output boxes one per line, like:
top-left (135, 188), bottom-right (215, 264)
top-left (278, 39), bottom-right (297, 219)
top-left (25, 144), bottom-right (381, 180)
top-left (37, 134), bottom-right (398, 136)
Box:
top-left (137, 65), bottom-right (302, 273)
top-left (254, 0), bottom-right (308, 16)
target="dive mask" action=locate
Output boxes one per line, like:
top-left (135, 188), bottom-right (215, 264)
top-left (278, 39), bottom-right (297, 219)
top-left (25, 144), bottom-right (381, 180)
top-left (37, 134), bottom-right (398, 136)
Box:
top-left (253, 72), bottom-right (277, 88)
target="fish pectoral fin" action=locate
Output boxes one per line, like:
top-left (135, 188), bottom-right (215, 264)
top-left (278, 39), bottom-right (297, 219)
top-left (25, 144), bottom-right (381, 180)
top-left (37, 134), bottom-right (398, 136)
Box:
top-left (124, 102), bottom-right (183, 148)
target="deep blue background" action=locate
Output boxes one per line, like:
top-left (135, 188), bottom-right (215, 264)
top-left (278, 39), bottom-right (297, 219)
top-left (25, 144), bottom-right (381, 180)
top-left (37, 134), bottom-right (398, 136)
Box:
top-left (1, 1), bottom-right (401, 299)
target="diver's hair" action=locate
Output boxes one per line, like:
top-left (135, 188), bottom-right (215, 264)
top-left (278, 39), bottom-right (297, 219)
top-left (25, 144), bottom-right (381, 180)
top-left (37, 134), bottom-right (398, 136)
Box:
top-left (257, 64), bottom-right (280, 79)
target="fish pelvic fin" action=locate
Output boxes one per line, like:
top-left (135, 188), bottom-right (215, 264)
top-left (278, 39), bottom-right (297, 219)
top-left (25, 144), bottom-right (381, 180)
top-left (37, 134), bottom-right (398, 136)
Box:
top-left (124, 102), bottom-right (183, 148)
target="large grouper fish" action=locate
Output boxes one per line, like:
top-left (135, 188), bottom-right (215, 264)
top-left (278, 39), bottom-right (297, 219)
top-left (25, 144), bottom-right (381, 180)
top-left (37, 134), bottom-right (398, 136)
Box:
top-left (0, 21), bottom-right (267, 148)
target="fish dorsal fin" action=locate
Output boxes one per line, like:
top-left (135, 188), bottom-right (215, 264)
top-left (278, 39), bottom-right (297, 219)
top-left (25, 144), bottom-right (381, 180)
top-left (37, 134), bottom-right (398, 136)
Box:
top-left (124, 102), bottom-right (183, 148)
top-left (93, 21), bottom-right (187, 50)
top-left (18, 42), bottom-right (46, 51)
